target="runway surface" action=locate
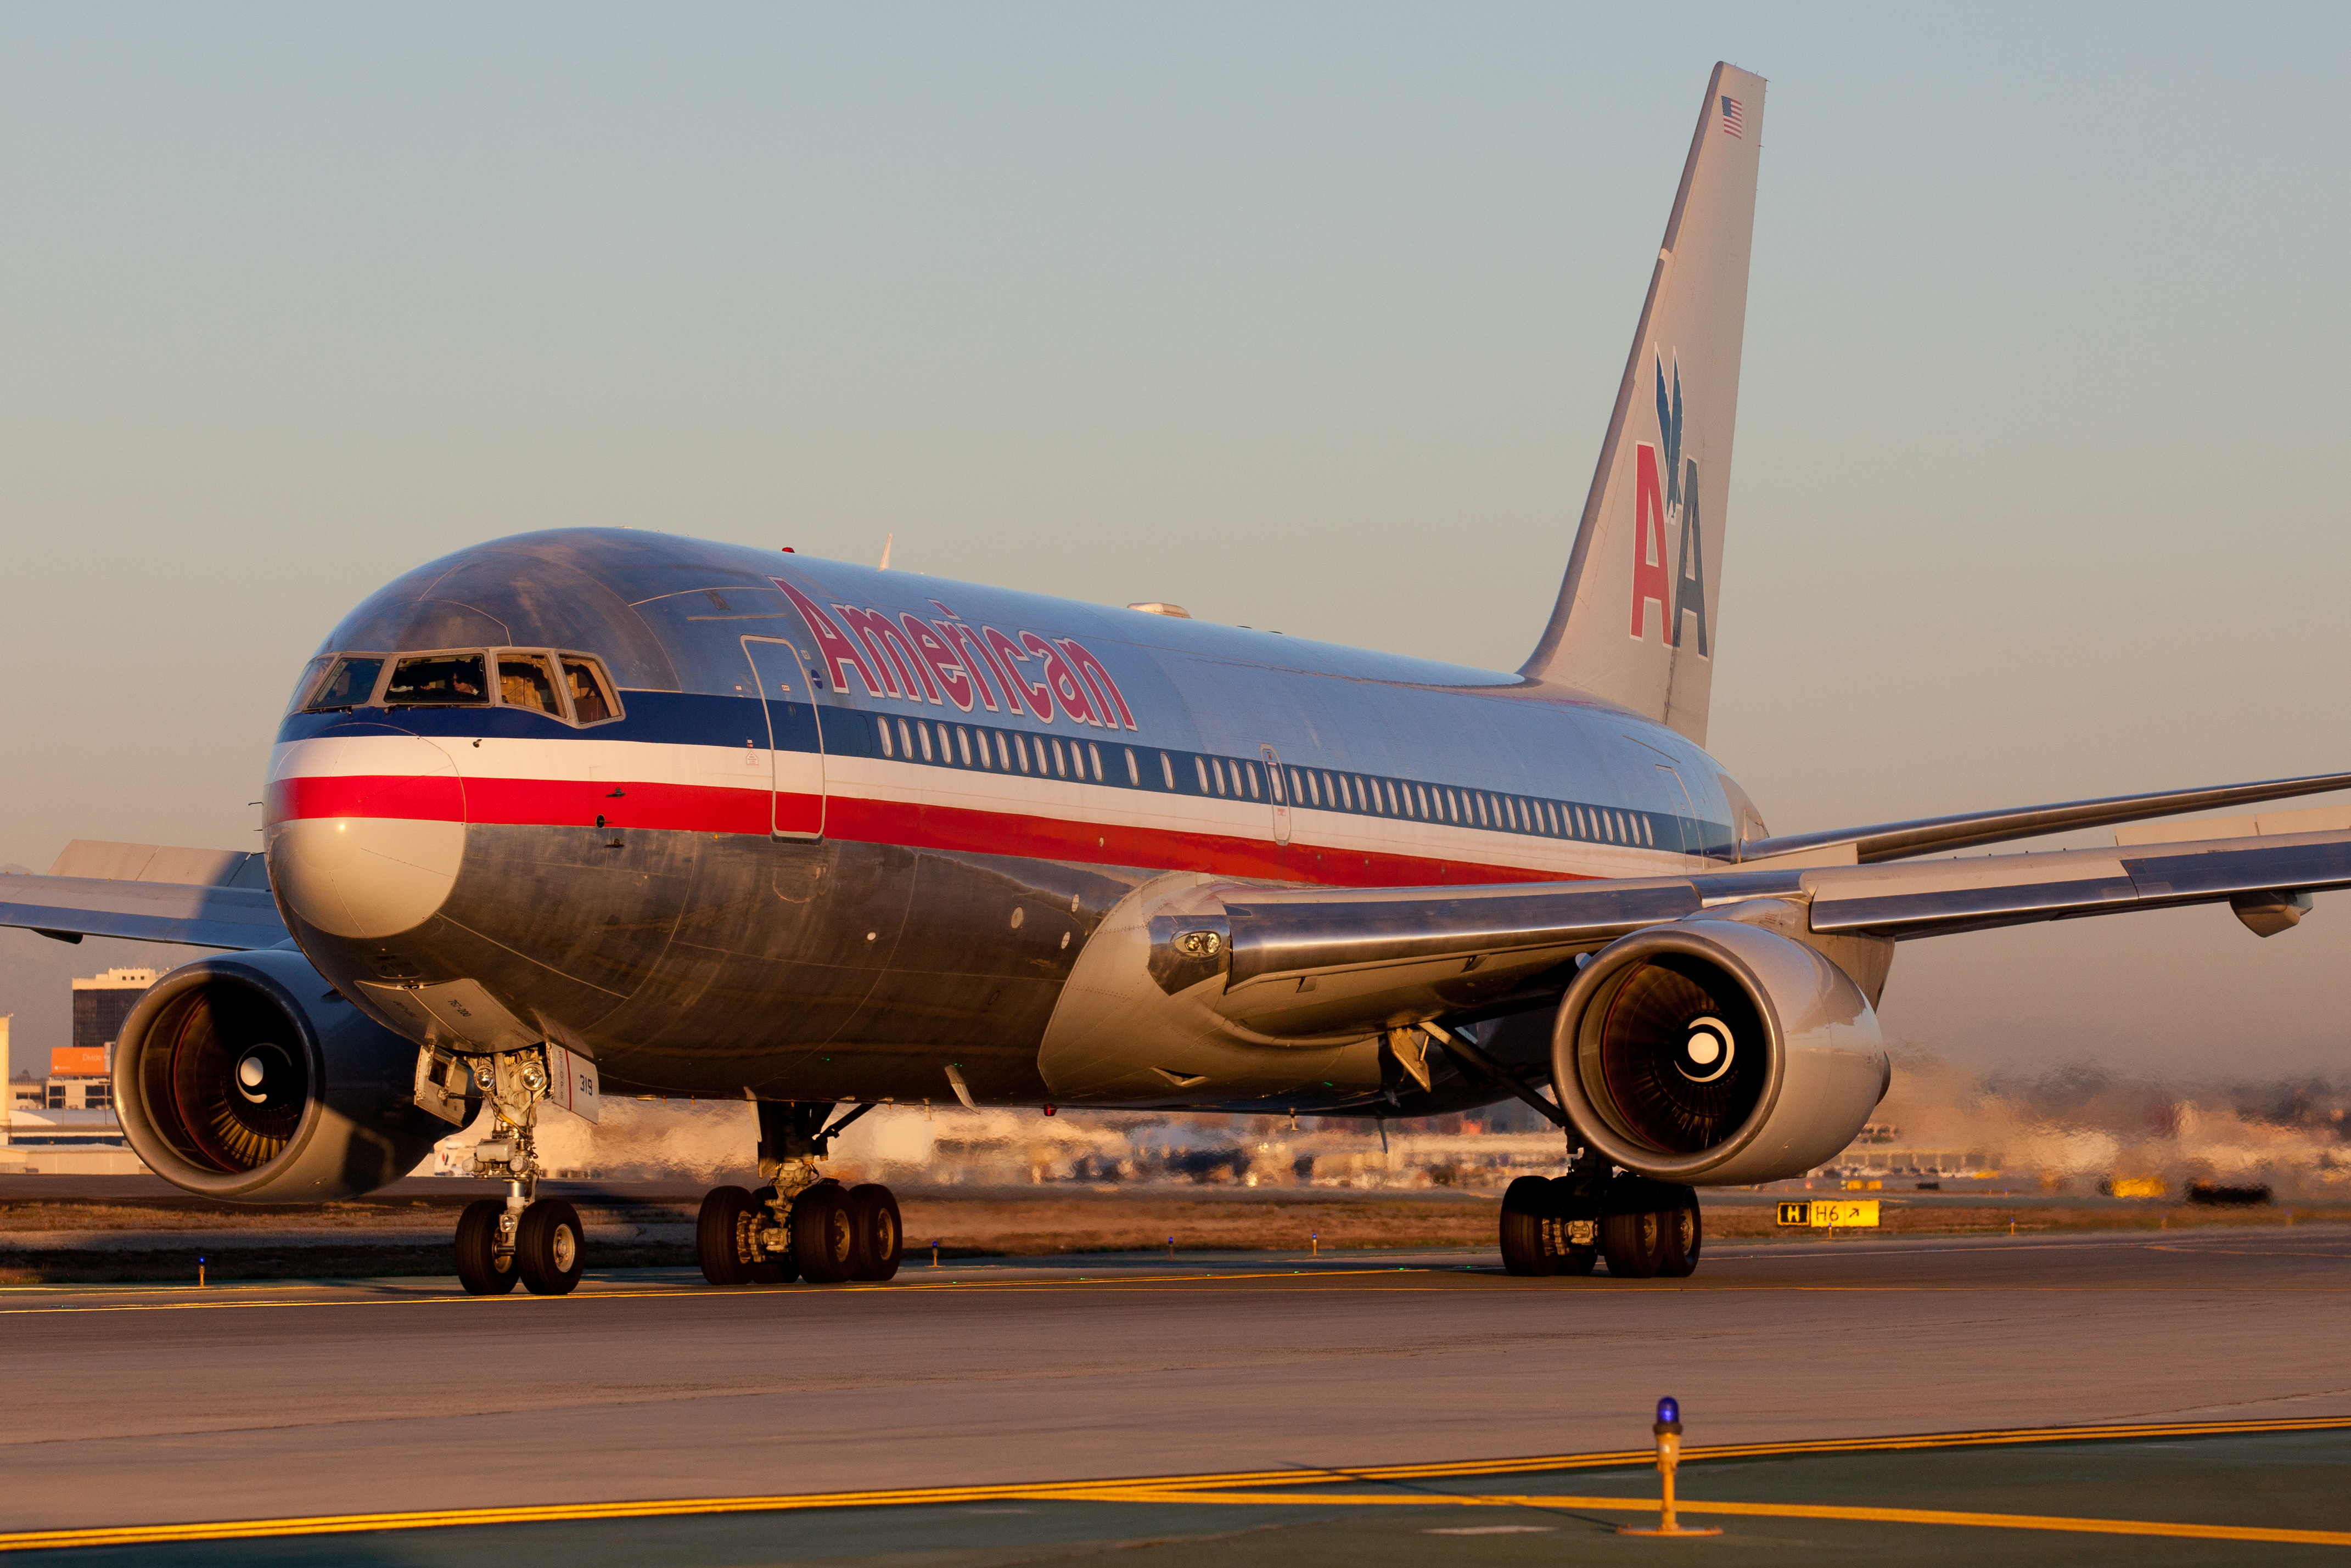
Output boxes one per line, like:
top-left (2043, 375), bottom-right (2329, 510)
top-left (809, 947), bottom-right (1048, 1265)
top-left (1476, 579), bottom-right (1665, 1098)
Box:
top-left (0, 1225), bottom-right (2343, 1550)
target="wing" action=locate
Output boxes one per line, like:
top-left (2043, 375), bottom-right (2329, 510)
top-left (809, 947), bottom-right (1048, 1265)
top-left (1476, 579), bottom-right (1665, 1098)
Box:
top-left (1735, 769), bottom-right (2351, 865)
top-left (0, 840), bottom-right (289, 951)
top-left (1076, 816), bottom-right (2351, 1054)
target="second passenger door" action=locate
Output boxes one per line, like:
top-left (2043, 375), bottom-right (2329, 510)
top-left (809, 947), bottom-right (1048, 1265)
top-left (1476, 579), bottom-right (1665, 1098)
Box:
top-left (742, 636), bottom-right (826, 840)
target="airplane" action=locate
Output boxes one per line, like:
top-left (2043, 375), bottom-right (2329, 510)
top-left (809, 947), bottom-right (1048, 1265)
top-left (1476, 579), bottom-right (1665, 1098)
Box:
top-left (7, 60), bottom-right (2349, 1295)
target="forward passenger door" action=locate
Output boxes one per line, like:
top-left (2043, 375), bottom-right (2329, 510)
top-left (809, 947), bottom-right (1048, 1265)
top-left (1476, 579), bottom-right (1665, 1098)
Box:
top-left (742, 637), bottom-right (826, 840)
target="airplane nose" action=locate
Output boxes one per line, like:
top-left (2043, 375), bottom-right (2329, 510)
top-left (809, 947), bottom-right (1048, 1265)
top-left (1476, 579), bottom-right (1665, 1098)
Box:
top-left (266, 734), bottom-right (465, 940)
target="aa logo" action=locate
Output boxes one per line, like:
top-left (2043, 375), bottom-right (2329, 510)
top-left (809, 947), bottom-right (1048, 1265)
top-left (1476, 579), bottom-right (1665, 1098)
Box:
top-left (1628, 352), bottom-right (1709, 655)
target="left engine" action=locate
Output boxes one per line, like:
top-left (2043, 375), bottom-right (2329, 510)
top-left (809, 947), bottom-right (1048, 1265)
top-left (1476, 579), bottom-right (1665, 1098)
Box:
top-left (1549, 917), bottom-right (1890, 1185)
top-left (113, 949), bottom-right (449, 1201)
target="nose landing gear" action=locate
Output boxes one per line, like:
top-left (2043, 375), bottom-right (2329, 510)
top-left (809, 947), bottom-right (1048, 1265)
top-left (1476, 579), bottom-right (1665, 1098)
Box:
top-left (437, 1046), bottom-right (587, 1297)
top-left (1500, 1165), bottom-right (1701, 1280)
top-left (695, 1101), bottom-right (904, 1288)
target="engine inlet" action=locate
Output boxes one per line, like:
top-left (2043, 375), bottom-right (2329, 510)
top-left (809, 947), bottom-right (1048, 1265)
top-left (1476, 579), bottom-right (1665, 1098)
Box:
top-left (1590, 954), bottom-right (1767, 1155)
top-left (137, 980), bottom-right (311, 1172)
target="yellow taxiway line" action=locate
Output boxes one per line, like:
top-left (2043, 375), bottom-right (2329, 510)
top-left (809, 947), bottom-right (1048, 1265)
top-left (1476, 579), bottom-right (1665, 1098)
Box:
top-left (1, 1415), bottom-right (2346, 1553)
top-left (1054, 1490), bottom-right (2351, 1548)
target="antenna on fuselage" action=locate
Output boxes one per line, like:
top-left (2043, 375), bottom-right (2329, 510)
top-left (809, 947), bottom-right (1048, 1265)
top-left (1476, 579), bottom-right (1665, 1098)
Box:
top-left (878, 532), bottom-right (894, 570)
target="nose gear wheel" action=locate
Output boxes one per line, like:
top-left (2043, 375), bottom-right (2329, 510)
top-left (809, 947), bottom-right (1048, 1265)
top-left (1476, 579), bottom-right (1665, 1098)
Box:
top-left (454, 1198), bottom-right (520, 1295)
top-left (515, 1198), bottom-right (585, 1295)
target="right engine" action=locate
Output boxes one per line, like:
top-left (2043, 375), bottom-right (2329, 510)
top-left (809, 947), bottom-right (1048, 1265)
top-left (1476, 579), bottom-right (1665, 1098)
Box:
top-left (114, 948), bottom-right (451, 1201)
top-left (1550, 917), bottom-right (1890, 1186)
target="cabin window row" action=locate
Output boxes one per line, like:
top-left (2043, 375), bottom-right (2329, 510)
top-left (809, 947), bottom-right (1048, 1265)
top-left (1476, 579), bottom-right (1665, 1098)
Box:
top-left (290, 649), bottom-right (625, 727)
top-left (867, 715), bottom-right (1663, 849)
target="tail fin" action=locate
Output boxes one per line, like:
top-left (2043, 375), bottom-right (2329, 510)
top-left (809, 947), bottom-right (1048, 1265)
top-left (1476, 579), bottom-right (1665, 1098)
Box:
top-left (1520, 62), bottom-right (1765, 747)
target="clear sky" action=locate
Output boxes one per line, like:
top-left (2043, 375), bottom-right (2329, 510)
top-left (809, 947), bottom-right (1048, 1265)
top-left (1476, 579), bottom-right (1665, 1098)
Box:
top-left (3, 3), bottom-right (2346, 1082)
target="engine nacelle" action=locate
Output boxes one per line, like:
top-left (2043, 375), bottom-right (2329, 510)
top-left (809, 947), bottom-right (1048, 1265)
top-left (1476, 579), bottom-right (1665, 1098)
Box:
top-left (114, 949), bottom-right (448, 1201)
top-left (1550, 919), bottom-right (1889, 1185)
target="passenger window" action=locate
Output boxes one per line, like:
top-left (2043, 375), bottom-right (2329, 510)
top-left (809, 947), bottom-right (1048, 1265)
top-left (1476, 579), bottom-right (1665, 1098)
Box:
top-left (1016, 734), bottom-right (1032, 773)
top-left (386, 652), bottom-right (489, 706)
top-left (497, 652), bottom-right (562, 715)
top-left (918, 724), bottom-right (934, 762)
top-left (958, 728), bottom-right (973, 766)
top-left (561, 657), bottom-right (618, 723)
top-left (996, 733), bottom-right (1011, 769)
top-left (1243, 763), bottom-right (1260, 800)
top-left (1212, 758), bottom-right (1228, 796)
top-left (1089, 742), bottom-right (1104, 782)
top-left (1160, 752), bottom-right (1175, 789)
top-left (1052, 738), bottom-right (1068, 777)
top-left (1125, 748), bottom-right (1140, 785)
top-left (1194, 756), bottom-right (1209, 793)
top-left (299, 654), bottom-right (386, 712)
top-left (1270, 767), bottom-right (1286, 805)
top-left (878, 718), bottom-right (894, 757)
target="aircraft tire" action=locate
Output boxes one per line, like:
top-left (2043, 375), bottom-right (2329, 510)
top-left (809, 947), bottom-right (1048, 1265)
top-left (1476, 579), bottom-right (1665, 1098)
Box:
top-left (515, 1199), bottom-right (585, 1296)
top-left (846, 1183), bottom-right (902, 1282)
top-left (1655, 1199), bottom-right (1702, 1278)
top-left (697, 1186), bottom-right (755, 1285)
top-left (793, 1182), bottom-right (855, 1284)
top-left (1601, 1209), bottom-right (1664, 1279)
top-left (455, 1198), bottom-right (520, 1296)
top-left (1499, 1176), bottom-right (1557, 1276)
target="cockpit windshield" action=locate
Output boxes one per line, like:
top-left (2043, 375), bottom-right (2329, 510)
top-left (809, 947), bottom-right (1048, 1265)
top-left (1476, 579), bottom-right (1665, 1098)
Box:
top-left (293, 648), bottom-right (620, 724)
top-left (497, 652), bottom-right (562, 714)
top-left (563, 657), bottom-right (616, 724)
top-left (295, 655), bottom-right (387, 713)
top-left (385, 653), bottom-right (490, 706)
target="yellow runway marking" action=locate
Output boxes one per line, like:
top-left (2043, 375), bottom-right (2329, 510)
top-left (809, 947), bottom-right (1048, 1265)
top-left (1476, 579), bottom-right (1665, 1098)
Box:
top-left (1058, 1490), bottom-right (2351, 1547)
top-left (2, 1416), bottom-right (2345, 1553)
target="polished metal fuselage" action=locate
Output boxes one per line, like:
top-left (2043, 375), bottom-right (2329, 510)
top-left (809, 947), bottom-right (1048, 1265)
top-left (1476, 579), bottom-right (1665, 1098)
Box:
top-left (265, 528), bottom-right (1748, 1114)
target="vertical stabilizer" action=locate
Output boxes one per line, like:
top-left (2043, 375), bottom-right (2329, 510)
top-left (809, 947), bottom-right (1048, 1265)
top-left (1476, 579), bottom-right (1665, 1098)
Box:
top-left (1520, 63), bottom-right (1764, 746)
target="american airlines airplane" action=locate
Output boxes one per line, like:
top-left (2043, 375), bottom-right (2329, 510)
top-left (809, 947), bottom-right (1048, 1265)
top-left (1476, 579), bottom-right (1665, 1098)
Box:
top-left (7, 63), bottom-right (2347, 1295)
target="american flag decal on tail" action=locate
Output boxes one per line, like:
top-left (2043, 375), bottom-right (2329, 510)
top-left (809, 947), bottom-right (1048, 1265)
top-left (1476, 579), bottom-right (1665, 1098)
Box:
top-left (1720, 95), bottom-right (1743, 138)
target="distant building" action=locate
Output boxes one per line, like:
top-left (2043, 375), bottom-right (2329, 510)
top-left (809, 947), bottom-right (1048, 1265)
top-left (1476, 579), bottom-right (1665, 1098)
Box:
top-left (68, 967), bottom-right (155, 1082)
top-left (0, 973), bottom-right (150, 1172)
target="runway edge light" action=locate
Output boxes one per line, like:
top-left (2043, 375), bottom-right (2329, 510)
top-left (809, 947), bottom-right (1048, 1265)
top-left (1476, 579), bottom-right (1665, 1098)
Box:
top-left (1619, 1395), bottom-right (1721, 1538)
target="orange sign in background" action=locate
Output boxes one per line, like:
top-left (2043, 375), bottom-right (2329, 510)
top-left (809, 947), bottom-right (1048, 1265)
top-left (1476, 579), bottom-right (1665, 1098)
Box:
top-left (49, 1047), bottom-right (106, 1076)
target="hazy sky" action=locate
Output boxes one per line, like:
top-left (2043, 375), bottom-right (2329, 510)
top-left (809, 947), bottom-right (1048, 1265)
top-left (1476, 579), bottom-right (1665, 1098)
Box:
top-left (3, 3), bottom-right (2347, 1082)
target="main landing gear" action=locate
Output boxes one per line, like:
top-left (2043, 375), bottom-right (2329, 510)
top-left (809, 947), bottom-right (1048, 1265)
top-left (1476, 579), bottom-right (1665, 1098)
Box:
top-left (432, 1046), bottom-right (587, 1298)
top-left (697, 1100), bottom-right (904, 1288)
top-left (1499, 1167), bottom-right (1701, 1280)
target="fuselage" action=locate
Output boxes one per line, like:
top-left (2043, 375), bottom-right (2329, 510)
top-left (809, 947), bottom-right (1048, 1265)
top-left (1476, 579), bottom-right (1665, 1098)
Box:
top-left (263, 527), bottom-right (1747, 1113)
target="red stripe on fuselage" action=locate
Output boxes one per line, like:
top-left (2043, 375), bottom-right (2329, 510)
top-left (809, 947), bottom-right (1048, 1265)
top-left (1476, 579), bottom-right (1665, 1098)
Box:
top-left (267, 773), bottom-right (464, 823)
top-left (268, 772), bottom-right (1603, 889)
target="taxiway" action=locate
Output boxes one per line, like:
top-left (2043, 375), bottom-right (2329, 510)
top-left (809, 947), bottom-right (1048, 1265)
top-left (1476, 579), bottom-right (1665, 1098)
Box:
top-left (0, 1224), bottom-right (2341, 1542)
